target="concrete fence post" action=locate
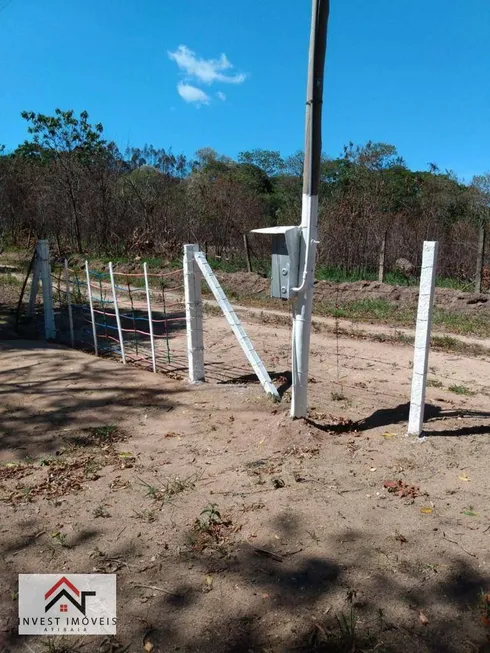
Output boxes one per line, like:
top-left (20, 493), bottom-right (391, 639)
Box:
top-left (183, 244), bottom-right (204, 383)
top-left (37, 240), bottom-right (56, 340)
top-left (27, 250), bottom-right (41, 318)
top-left (408, 241), bottom-right (438, 436)
top-left (85, 260), bottom-right (98, 356)
top-left (109, 262), bottom-right (126, 364)
top-left (143, 262), bottom-right (157, 373)
top-left (64, 258), bottom-right (75, 347)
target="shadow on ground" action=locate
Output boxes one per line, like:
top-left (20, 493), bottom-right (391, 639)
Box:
top-left (0, 340), bottom-right (184, 457)
top-left (2, 514), bottom-right (488, 653)
top-left (307, 402), bottom-right (490, 438)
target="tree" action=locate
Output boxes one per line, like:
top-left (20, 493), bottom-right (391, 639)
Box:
top-left (335, 142), bottom-right (407, 280)
top-left (237, 149), bottom-right (284, 177)
top-left (126, 145), bottom-right (188, 178)
top-left (0, 114), bottom-right (487, 282)
top-left (18, 109), bottom-right (108, 162)
top-left (16, 109), bottom-right (114, 252)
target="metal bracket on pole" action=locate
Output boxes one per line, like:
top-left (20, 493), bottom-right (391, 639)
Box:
top-left (408, 241), bottom-right (438, 437)
top-left (193, 250), bottom-right (279, 399)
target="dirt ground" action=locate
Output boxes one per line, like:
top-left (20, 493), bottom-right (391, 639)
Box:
top-left (1, 300), bottom-right (490, 653)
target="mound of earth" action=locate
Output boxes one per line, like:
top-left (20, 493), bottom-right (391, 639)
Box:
top-left (213, 272), bottom-right (490, 313)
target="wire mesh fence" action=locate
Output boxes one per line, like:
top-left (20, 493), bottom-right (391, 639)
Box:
top-left (50, 262), bottom-right (188, 377)
top-left (15, 241), bottom-right (490, 438)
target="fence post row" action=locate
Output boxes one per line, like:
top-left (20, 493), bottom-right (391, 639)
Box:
top-left (183, 244), bottom-right (205, 383)
top-left (408, 241), bottom-right (438, 437)
top-left (85, 260), bottom-right (98, 356)
top-left (31, 241), bottom-right (444, 436)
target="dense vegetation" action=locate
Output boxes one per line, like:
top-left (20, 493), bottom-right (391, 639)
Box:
top-left (0, 109), bottom-right (488, 287)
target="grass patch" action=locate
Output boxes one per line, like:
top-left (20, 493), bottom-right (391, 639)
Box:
top-left (299, 264), bottom-right (470, 290)
top-left (0, 273), bottom-right (21, 286)
top-left (432, 309), bottom-right (490, 337)
top-left (427, 378), bottom-right (444, 388)
top-left (316, 265), bottom-right (409, 286)
top-left (132, 508), bottom-right (156, 523)
top-left (66, 425), bottom-right (126, 449)
top-left (84, 253), bottom-right (181, 269)
top-left (93, 504), bottom-right (111, 518)
top-left (1, 245), bottom-right (479, 291)
top-left (90, 424), bottom-right (119, 441)
top-left (430, 335), bottom-right (489, 357)
top-left (313, 298), bottom-right (490, 338)
top-left (448, 384), bottom-right (475, 396)
top-left (308, 592), bottom-right (388, 653)
top-left (203, 303), bottom-right (223, 318)
top-left (314, 298), bottom-right (415, 325)
top-left (138, 474), bottom-right (197, 504)
top-left (436, 276), bottom-right (474, 291)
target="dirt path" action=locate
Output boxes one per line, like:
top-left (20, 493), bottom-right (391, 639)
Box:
top-left (226, 299), bottom-right (490, 349)
top-left (1, 311), bottom-right (490, 652)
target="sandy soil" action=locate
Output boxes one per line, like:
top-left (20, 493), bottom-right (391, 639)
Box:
top-left (1, 307), bottom-right (490, 653)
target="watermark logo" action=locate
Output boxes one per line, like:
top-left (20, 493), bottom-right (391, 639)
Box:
top-left (18, 575), bottom-right (116, 635)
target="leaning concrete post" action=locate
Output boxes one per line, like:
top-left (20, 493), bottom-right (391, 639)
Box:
top-left (27, 243), bottom-right (41, 317)
top-left (183, 244), bottom-right (205, 383)
top-left (408, 241), bottom-right (438, 436)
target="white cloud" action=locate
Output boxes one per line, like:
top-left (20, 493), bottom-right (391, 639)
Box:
top-left (177, 82), bottom-right (210, 105)
top-left (216, 91), bottom-right (226, 101)
top-left (168, 45), bottom-right (246, 85)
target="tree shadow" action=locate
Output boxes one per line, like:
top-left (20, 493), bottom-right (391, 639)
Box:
top-left (0, 340), bottom-right (184, 457)
top-left (118, 521), bottom-right (490, 653)
top-left (306, 402), bottom-right (490, 438)
top-left (217, 369), bottom-right (291, 396)
top-left (2, 486), bottom-right (490, 653)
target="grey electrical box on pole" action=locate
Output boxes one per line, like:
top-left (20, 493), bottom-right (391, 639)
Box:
top-left (250, 0), bottom-right (329, 417)
top-left (251, 226), bottom-right (301, 299)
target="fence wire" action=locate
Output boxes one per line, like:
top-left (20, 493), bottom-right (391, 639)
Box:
top-left (51, 263), bottom-right (187, 377)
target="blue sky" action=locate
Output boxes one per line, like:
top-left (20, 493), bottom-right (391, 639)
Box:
top-left (1, 0), bottom-right (489, 180)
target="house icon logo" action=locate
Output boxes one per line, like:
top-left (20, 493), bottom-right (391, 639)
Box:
top-left (19, 574), bottom-right (117, 635)
top-left (45, 576), bottom-right (96, 615)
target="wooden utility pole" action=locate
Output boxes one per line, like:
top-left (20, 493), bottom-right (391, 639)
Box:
top-left (291, 0), bottom-right (330, 418)
top-left (243, 233), bottom-right (252, 273)
top-left (475, 220), bottom-right (486, 294)
top-left (378, 230), bottom-right (387, 283)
